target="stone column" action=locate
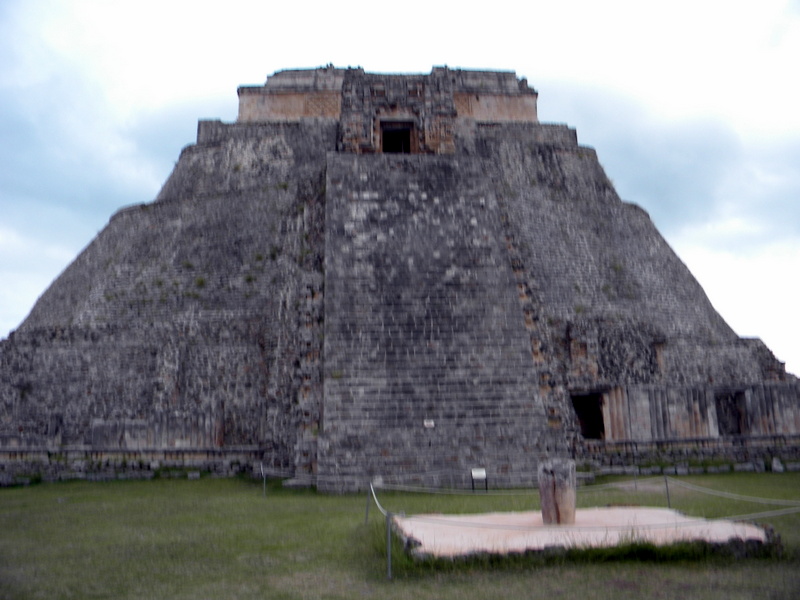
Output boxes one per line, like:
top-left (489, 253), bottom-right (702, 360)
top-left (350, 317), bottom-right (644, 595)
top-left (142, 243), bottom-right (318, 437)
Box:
top-left (537, 458), bottom-right (576, 525)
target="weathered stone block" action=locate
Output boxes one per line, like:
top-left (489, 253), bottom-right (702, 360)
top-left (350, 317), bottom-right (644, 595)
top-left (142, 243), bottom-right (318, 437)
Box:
top-left (538, 458), bottom-right (576, 525)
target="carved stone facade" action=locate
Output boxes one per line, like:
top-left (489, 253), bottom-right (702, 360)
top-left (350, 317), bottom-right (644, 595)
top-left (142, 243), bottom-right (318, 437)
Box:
top-left (0, 67), bottom-right (797, 490)
top-left (238, 66), bottom-right (537, 155)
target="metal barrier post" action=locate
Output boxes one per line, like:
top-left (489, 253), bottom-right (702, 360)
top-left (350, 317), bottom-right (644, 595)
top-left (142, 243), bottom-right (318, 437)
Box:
top-left (386, 511), bottom-right (393, 580)
top-left (261, 462), bottom-right (266, 497)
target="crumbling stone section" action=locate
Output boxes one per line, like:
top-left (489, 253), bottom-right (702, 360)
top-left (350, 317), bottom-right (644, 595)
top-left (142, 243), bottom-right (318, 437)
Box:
top-left (0, 120), bottom-right (332, 480)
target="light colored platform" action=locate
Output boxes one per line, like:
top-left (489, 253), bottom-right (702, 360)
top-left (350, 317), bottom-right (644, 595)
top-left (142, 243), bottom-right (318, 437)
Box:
top-left (393, 507), bottom-right (766, 558)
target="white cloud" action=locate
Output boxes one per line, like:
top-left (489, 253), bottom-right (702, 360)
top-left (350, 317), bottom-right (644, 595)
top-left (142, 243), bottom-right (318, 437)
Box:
top-left (674, 236), bottom-right (800, 375)
top-left (0, 225), bottom-right (75, 334)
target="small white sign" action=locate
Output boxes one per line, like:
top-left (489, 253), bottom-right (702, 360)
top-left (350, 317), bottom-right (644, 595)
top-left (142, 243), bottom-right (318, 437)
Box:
top-left (423, 419), bottom-right (435, 429)
top-left (471, 468), bottom-right (487, 480)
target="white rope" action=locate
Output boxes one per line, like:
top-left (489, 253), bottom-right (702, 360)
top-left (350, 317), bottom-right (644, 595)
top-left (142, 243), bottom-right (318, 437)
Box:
top-left (262, 470), bottom-right (661, 497)
top-left (726, 505), bottom-right (800, 522)
top-left (372, 475), bottom-right (799, 536)
top-left (374, 477), bottom-right (665, 496)
top-left (666, 477), bottom-right (800, 507)
top-left (257, 466), bottom-right (299, 479)
top-left (377, 469), bottom-right (465, 483)
top-left (372, 476), bottom-right (677, 514)
top-left (370, 482), bottom-right (389, 517)
top-left (375, 482), bottom-right (537, 496)
top-left (575, 477), bottom-right (665, 493)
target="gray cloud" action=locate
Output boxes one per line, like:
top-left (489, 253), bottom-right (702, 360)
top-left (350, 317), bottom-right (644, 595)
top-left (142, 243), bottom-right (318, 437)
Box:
top-left (538, 80), bottom-right (800, 255)
top-left (0, 31), bottom-right (229, 335)
top-left (538, 82), bottom-right (739, 233)
top-left (121, 97), bottom-right (237, 182)
top-left (738, 141), bottom-right (800, 237)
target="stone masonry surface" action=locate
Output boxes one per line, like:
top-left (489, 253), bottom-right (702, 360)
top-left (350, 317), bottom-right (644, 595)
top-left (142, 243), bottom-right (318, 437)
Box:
top-left (0, 67), bottom-right (797, 489)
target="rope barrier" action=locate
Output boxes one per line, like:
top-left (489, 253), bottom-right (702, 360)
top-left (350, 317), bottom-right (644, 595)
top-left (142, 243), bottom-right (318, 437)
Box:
top-left (257, 466), bottom-right (299, 479)
top-left (575, 477), bottom-right (665, 493)
top-left (369, 482), bottom-right (389, 517)
top-left (372, 477), bottom-right (665, 496)
top-left (374, 468), bottom-right (471, 483)
top-left (258, 468), bottom-right (658, 495)
top-left (375, 482), bottom-right (537, 496)
top-left (374, 477), bottom-right (673, 496)
top-left (726, 505), bottom-right (800, 522)
top-left (666, 477), bottom-right (800, 507)
top-left (367, 475), bottom-right (800, 536)
top-left (266, 468), bottom-right (799, 524)
top-left (264, 467), bottom-right (798, 536)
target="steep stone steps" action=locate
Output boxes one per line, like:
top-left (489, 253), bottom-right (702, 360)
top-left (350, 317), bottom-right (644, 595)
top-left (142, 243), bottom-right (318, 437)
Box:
top-left (318, 153), bottom-right (558, 491)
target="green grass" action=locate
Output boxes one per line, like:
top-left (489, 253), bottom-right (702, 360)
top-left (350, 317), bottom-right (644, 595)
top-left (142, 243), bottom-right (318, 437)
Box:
top-left (1, 473), bottom-right (799, 599)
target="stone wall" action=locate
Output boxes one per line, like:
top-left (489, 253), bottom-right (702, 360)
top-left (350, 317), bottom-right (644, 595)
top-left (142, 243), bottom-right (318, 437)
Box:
top-left (453, 94), bottom-right (537, 122)
top-left (578, 381), bottom-right (800, 443)
top-left (0, 447), bottom-right (262, 486)
top-left (580, 434), bottom-right (800, 474)
top-left (237, 66), bottom-right (347, 122)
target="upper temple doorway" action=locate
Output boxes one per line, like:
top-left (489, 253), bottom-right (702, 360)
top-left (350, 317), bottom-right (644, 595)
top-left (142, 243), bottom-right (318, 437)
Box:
top-left (381, 121), bottom-right (415, 154)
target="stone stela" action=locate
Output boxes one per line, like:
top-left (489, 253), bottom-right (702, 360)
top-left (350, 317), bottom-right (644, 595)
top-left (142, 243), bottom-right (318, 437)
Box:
top-left (538, 458), bottom-right (577, 525)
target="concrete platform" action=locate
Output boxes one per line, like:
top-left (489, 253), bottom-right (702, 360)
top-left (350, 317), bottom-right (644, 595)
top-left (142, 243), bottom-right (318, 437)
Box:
top-left (393, 507), bottom-right (767, 558)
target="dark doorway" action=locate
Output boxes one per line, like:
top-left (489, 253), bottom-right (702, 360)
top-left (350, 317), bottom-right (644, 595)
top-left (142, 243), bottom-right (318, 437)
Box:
top-left (715, 391), bottom-right (747, 435)
top-left (381, 121), bottom-right (414, 153)
top-left (571, 393), bottom-right (605, 440)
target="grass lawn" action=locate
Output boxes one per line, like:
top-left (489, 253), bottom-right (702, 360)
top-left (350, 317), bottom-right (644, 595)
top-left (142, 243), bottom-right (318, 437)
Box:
top-left (1, 472), bottom-right (798, 599)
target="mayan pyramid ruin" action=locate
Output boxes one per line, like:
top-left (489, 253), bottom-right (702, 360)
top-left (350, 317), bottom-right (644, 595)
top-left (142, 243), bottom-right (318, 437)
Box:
top-left (1, 66), bottom-right (798, 491)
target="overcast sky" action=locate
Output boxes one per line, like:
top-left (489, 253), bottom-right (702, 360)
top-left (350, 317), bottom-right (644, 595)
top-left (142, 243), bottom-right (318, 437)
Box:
top-left (1, 0), bottom-right (798, 374)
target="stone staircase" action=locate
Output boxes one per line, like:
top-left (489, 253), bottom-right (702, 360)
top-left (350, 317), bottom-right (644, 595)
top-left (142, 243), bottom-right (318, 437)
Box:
top-left (318, 153), bottom-right (559, 491)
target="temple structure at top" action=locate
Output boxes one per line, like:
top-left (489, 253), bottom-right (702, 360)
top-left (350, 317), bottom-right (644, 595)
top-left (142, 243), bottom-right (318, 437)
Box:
top-left (237, 66), bottom-right (538, 154)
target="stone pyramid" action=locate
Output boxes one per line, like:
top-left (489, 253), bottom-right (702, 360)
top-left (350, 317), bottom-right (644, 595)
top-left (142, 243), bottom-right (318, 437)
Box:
top-left (1, 67), bottom-right (797, 490)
